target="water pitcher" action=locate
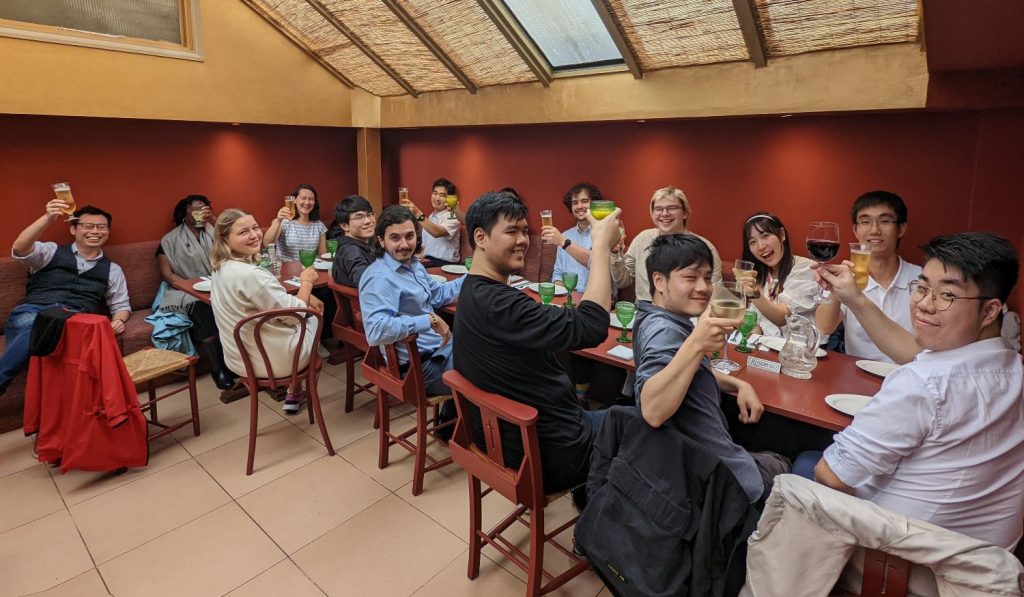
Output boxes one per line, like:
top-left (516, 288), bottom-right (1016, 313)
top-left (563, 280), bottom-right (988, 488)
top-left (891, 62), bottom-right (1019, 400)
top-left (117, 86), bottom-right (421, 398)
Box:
top-left (779, 314), bottom-right (820, 379)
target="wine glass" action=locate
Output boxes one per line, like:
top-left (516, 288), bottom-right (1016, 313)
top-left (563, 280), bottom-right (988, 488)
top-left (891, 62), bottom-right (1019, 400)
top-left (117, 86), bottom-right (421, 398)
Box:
top-left (806, 222), bottom-right (840, 303)
top-left (298, 248), bottom-right (317, 268)
top-left (445, 194), bottom-right (459, 219)
top-left (538, 282), bottom-right (555, 305)
top-left (561, 272), bottom-right (578, 308)
top-left (709, 281), bottom-right (746, 373)
top-left (326, 239), bottom-right (339, 258)
top-left (734, 308), bottom-right (759, 353)
top-left (614, 301), bottom-right (636, 343)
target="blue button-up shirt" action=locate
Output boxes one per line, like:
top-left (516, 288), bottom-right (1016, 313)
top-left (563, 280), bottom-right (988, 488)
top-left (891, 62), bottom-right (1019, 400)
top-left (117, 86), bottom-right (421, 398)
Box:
top-left (552, 224), bottom-right (593, 292)
top-left (359, 253), bottom-right (465, 364)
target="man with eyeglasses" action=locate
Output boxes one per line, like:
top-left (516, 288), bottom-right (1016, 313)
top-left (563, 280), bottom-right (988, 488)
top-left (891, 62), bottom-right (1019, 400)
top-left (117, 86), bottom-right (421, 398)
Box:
top-left (611, 186), bottom-right (721, 302)
top-left (330, 194), bottom-right (376, 288)
top-left (816, 191), bottom-right (921, 362)
top-left (810, 232), bottom-right (1024, 550)
top-left (1, 202), bottom-right (130, 396)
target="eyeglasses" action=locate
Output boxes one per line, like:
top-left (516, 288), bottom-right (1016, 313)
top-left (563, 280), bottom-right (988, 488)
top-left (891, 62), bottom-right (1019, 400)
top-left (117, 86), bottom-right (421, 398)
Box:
top-left (76, 223), bottom-right (109, 232)
top-left (909, 281), bottom-right (993, 312)
top-left (349, 212), bottom-right (375, 223)
top-left (652, 205), bottom-right (684, 215)
top-left (855, 218), bottom-right (898, 230)
top-left (431, 191), bottom-right (447, 198)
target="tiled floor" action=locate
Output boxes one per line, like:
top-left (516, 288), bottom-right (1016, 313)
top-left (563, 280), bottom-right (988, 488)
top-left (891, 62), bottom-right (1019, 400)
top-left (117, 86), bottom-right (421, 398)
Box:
top-left (0, 362), bottom-right (610, 597)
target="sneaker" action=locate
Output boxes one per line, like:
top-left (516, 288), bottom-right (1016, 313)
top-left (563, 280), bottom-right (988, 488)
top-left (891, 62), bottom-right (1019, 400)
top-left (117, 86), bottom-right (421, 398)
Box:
top-left (283, 391), bottom-right (306, 415)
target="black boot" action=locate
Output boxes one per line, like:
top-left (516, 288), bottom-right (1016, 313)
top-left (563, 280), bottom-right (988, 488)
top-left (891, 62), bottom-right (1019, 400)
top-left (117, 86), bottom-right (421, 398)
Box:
top-left (200, 340), bottom-right (236, 390)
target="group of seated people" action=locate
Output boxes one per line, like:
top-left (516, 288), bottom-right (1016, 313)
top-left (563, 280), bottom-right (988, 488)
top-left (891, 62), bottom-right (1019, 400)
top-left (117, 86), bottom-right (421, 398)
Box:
top-left (3, 178), bottom-right (1022, 574)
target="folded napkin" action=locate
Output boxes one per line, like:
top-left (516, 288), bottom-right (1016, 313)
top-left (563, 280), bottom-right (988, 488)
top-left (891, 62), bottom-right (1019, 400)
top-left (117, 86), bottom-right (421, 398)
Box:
top-left (511, 280), bottom-right (532, 290)
top-left (284, 277), bottom-right (302, 287)
top-left (607, 345), bottom-right (634, 361)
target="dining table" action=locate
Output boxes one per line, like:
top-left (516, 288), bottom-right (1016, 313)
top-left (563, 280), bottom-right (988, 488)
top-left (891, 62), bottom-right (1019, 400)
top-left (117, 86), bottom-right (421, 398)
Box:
top-left (170, 260), bottom-right (333, 304)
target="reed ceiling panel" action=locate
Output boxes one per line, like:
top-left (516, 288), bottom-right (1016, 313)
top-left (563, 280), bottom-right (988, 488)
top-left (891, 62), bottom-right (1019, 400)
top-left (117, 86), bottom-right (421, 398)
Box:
top-left (754, 0), bottom-right (919, 58)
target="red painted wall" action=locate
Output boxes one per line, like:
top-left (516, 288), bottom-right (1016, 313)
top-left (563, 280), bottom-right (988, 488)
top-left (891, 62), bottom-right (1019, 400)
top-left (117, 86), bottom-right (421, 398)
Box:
top-left (382, 110), bottom-right (1024, 311)
top-left (0, 115), bottom-right (358, 248)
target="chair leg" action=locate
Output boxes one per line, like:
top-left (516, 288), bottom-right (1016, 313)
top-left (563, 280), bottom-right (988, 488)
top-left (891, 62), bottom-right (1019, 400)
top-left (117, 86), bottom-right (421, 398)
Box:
top-left (245, 383), bottom-right (260, 476)
top-left (308, 376), bottom-right (335, 456)
top-left (344, 356), bottom-right (355, 413)
top-left (187, 360), bottom-right (200, 436)
top-left (307, 382), bottom-right (316, 426)
top-left (467, 475), bottom-right (483, 580)
top-left (526, 505), bottom-right (545, 597)
top-left (412, 404), bottom-right (428, 496)
top-left (147, 380), bottom-right (158, 424)
top-left (377, 389), bottom-right (391, 470)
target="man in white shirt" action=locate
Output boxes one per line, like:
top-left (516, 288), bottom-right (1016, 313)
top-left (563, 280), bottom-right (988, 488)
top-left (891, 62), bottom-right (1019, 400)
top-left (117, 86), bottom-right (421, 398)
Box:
top-left (813, 232), bottom-right (1024, 550)
top-left (816, 191), bottom-right (921, 362)
top-left (401, 177), bottom-right (461, 267)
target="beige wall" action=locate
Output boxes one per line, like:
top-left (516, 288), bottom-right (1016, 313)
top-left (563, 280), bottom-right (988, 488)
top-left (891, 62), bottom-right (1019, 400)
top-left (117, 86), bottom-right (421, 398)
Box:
top-left (379, 44), bottom-right (929, 128)
top-left (0, 1), bottom-right (352, 126)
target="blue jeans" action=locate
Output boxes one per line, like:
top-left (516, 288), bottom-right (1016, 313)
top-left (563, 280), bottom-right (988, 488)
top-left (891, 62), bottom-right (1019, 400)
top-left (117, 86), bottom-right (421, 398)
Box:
top-left (582, 408), bottom-right (607, 437)
top-left (792, 450), bottom-right (823, 481)
top-left (0, 303), bottom-right (64, 389)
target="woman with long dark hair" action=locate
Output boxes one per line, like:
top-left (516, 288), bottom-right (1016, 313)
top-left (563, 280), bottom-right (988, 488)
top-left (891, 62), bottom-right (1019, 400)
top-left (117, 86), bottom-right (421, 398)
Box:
top-left (262, 183), bottom-right (327, 261)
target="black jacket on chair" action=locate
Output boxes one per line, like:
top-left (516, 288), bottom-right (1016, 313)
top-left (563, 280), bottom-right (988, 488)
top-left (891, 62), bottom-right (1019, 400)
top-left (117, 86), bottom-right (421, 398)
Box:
top-left (575, 406), bottom-right (759, 597)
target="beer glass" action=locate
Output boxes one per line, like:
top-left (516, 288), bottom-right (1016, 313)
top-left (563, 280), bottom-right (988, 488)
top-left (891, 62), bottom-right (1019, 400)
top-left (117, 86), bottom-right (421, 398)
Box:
top-left (540, 210), bottom-right (554, 243)
top-left (284, 195), bottom-right (297, 219)
top-left (52, 183), bottom-right (77, 219)
top-left (398, 187), bottom-right (409, 202)
top-left (850, 243), bottom-right (872, 290)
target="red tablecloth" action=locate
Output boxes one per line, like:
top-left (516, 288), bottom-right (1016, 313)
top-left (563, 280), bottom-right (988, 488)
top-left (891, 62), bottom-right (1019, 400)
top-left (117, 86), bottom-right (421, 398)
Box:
top-left (23, 314), bottom-right (148, 472)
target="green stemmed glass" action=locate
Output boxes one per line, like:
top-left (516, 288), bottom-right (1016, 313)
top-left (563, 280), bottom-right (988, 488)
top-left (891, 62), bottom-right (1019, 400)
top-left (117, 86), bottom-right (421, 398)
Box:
top-left (562, 272), bottom-right (578, 308)
top-left (538, 282), bottom-right (555, 305)
top-left (464, 257), bottom-right (473, 271)
top-left (734, 308), bottom-right (759, 353)
top-left (326, 239), bottom-right (339, 258)
top-left (614, 301), bottom-right (636, 343)
top-left (298, 248), bottom-right (317, 268)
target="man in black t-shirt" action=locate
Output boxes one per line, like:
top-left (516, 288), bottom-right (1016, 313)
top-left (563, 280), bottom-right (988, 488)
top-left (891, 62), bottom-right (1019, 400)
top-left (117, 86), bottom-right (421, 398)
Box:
top-left (452, 192), bottom-right (622, 494)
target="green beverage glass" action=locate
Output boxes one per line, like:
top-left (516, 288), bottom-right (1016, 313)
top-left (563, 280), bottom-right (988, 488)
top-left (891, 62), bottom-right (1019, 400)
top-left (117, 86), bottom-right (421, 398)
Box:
top-left (561, 272), bottom-right (579, 308)
top-left (538, 282), bottom-right (555, 305)
top-left (464, 257), bottom-right (473, 271)
top-left (590, 200), bottom-right (616, 220)
top-left (326, 239), bottom-right (339, 258)
top-left (298, 248), bottom-right (317, 268)
top-left (734, 309), bottom-right (759, 353)
top-left (614, 301), bottom-right (636, 343)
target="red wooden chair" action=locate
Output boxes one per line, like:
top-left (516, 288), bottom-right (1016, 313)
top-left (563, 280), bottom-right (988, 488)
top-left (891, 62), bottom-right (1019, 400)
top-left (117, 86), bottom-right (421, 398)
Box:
top-left (232, 307), bottom-right (335, 475)
top-left (360, 334), bottom-right (454, 496)
top-left (327, 280), bottom-right (375, 415)
top-left (442, 370), bottom-right (590, 596)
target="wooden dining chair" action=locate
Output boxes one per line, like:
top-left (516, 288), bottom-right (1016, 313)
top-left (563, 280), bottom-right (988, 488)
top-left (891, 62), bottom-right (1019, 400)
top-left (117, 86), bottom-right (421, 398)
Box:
top-left (122, 347), bottom-right (200, 442)
top-left (441, 370), bottom-right (590, 597)
top-left (327, 280), bottom-right (375, 415)
top-left (360, 334), bottom-right (454, 496)
top-left (232, 307), bottom-right (334, 475)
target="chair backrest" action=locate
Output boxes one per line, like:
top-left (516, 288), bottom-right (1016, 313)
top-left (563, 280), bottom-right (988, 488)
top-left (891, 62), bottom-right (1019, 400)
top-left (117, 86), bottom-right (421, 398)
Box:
top-left (232, 307), bottom-right (323, 388)
top-left (441, 370), bottom-right (545, 509)
top-left (328, 280), bottom-right (368, 352)
top-left (360, 334), bottom-right (428, 408)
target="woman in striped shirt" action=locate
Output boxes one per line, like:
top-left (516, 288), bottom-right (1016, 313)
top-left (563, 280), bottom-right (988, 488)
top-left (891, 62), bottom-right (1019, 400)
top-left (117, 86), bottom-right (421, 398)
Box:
top-left (262, 183), bottom-right (327, 261)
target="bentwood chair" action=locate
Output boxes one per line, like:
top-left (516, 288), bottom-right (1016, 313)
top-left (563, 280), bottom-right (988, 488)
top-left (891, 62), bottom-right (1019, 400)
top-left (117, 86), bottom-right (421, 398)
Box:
top-left (327, 280), bottom-right (375, 415)
top-left (360, 334), bottom-right (454, 496)
top-left (441, 370), bottom-right (590, 597)
top-left (232, 307), bottom-right (334, 475)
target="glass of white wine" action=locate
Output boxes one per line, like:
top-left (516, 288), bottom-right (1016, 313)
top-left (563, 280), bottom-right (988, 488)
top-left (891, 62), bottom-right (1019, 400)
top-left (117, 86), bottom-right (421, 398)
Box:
top-left (709, 281), bottom-right (746, 373)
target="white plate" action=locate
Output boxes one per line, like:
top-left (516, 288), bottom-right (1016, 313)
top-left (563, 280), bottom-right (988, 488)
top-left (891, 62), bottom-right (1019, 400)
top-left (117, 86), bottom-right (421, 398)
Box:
top-left (441, 264), bottom-right (468, 274)
top-left (757, 335), bottom-right (827, 358)
top-left (526, 282), bottom-right (568, 296)
top-left (825, 394), bottom-right (872, 416)
top-left (430, 274), bottom-right (447, 283)
top-left (313, 260), bottom-right (332, 271)
top-left (320, 252), bottom-right (332, 259)
top-left (192, 280), bottom-right (212, 292)
top-left (856, 360), bottom-right (898, 378)
top-left (609, 312), bottom-right (634, 330)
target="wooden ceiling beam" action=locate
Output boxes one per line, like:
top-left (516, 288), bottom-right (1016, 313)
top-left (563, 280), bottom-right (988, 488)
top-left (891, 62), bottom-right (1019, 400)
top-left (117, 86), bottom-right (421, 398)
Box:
top-left (732, 0), bottom-right (768, 67)
top-left (381, 0), bottom-right (477, 94)
top-left (475, 0), bottom-right (552, 87)
top-left (589, 0), bottom-right (642, 79)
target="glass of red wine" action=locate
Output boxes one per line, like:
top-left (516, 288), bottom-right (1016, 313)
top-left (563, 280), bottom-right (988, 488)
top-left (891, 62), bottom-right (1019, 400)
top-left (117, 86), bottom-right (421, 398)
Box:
top-left (806, 222), bottom-right (840, 303)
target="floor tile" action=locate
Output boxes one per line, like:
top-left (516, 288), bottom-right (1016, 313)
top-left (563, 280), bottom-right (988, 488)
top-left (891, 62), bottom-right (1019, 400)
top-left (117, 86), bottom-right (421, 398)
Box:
top-left (29, 568), bottom-right (109, 596)
top-left (196, 421), bottom-right (328, 498)
top-left (49, 435), bottom-right (190, 506)
top-left (143, 372), bottom-right (232, 422)
top-left (99, 503), bottom-right (284, 597)
top-left (0, 510), bottom-right (94, 596)
top-left (337, 415), bottom-right (447, 491)
top-left (0, 464), bottom-right (65, 534)
top-left (70, 459), bottom-right (230, 563)
top-left (289, 394), bottom-right (377, 451)
top-left (172, 397), bottom-right (284, 457)
top-left (238, 455), bottom-right (389, 554)
top-left (292, 495), bottom-right (465, 597)
top-left (0, 428), bottom-right (40, 478)
top-left (410, 549), bottom-right (526, 597)
top-left (225, 559), bottom-right (325, 597)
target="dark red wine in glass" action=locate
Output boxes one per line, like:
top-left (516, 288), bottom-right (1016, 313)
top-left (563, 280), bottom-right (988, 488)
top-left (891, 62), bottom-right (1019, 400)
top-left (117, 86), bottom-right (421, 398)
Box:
top-left (807, 239), bottom-right (840, 262)
top-left (807, 221), bottom-right (840, 303)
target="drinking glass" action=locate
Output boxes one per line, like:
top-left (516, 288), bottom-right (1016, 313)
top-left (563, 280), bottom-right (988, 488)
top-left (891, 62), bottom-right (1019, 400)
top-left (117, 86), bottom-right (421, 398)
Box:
top-left (540, 210), bottom-right (554, 243)
top-left (192, 208), bottom-right (207, 228)
top-left (614, 301), bottom-right (636, 343)
top-left (464, 257), bottom-right (473, 271)
top-left (734, 308), bottom-right (759, 353)
top-left (806, 222), bottom-right (840, 303)
top-left (561, 272), bottom-right (579, 308)
top-left (298, 248), bottom-right (317, 268)
top-left (284, 195), bottom-right (297, 219)
top-left (733, 259), bottom-right (756, 295)
top-left (850, 242), bottom-right (871, 290)
top-left (445, 194), bottom-right (459, 219)
top-left (538, 282), bottom-right (555, 305)
top-left (709, 281), bottom-right (746, 373)
top-left (52, 183), bottom-right (76, 220)
top-left (590, 200), bottom-right (616, 220)
top-left (398, 187), bottom-right (409, 202)
top-left (326, 239), bottom-right (339, 258)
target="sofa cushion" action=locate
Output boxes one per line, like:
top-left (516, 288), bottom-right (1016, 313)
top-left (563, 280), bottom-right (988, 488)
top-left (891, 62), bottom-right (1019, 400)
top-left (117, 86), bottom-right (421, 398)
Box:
top-left (0, 258), bottom-right (30, 330)
top-left (104, 241), bottom-right (161, 312)
top-left (121, 309), bottom-right (155, 356)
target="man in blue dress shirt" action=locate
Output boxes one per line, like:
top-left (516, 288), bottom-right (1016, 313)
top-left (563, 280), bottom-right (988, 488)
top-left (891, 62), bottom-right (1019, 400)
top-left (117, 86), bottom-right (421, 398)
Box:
top-left (543, 182), bottom-right (605, 293)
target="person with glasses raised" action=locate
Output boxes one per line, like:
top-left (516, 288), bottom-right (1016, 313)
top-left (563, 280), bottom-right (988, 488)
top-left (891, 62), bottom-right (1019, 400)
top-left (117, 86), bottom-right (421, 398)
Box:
top-left (330, 194), bottom-right (377, 288)
top-left (809, 232), bottom-right (1023, 550)
top-left (611, 186), bottom-right (721, 302)
top-left (815, 191), bottom-right (921, 362)
top-left (1, 203), bottom-right (130, 396)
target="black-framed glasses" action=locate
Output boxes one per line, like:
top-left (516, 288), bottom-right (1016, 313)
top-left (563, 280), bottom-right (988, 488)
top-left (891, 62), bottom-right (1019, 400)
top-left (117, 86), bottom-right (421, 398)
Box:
top-left (909, 281), bottom-right (993, 311)
top-left (855, 218), bottom-right (898, 230)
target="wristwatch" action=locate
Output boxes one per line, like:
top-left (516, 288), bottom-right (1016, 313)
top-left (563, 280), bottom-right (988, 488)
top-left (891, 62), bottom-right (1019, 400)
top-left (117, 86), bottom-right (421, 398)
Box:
top-left (416, 213), bottom-right (425, 222)
top-left (562, 238), bottom-right (572, 249)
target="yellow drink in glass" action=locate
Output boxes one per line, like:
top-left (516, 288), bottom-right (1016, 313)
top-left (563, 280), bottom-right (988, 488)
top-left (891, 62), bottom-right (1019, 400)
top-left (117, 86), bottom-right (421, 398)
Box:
top-left (850, 243), bottom-right (872, 290)
top-left (590, 200), bottom-right (616, 220)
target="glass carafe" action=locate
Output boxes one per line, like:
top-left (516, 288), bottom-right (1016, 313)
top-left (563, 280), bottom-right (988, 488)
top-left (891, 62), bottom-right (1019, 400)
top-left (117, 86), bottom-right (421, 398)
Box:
top-left (779, 314), bottom-right (820, 379)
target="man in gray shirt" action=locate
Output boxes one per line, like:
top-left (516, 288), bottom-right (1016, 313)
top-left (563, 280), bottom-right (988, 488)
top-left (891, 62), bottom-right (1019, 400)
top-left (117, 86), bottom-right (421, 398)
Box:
top-left (633, 233), bottom-right (787, 503)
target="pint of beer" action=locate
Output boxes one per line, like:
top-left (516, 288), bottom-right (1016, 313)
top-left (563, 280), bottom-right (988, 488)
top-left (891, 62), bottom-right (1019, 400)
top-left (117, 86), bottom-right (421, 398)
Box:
top-left (540, 210), bottom-right (553, 228)
top-left (850, 243), bottom-right (872, 290)
top-left (284, 196), bottom-right (296, 219)
top-left (398, 187), bottom-right (409, 202)
top-left (52, 183), bottom-right (76, 216)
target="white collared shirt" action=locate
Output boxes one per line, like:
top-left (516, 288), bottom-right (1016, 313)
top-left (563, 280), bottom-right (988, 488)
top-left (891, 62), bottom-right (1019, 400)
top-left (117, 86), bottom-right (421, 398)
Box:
top-left (824, 337), bottom-right (1024, 550)
top-left (421, 210), bottom-right (461, 263)
top-left (841, 257), bottom-right (921, 362)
